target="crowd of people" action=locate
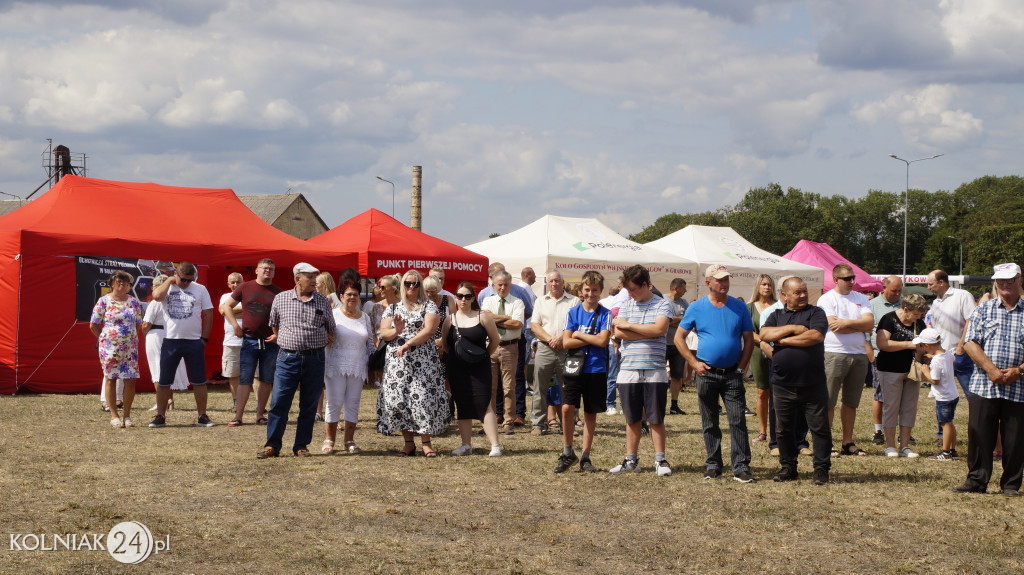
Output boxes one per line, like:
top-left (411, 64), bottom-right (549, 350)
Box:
top-left (88, 256), bottom-right (1024, 494)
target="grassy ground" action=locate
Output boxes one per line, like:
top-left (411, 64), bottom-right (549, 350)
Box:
top-left (2, 382), bottom-right (1022, 574)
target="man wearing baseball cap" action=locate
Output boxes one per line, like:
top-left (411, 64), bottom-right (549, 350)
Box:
top-left (955, 263), bottom-right (1024, 496)
top-left (258, 263), bottom-right (336, 459)
top-left (675, 264), bottom-right (756, 482)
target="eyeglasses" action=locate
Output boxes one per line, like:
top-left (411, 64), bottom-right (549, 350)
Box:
top-left (404, 281), bottom-right (420, 288)
top-left (836, 275), bottom-right (856, 282)
top-left (342, 292), bottom-right (360, 298)
top-left (455, 293), bottom-right (474, 300)
top-left (257, 266), bottom-right (274, 272)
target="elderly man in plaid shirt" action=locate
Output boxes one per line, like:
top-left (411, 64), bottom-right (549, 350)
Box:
top-left (955, 263), bottom-right (1024, 497)
top-left (257, 263), bottom-right (336, 459)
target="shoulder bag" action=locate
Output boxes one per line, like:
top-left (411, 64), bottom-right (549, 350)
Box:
top-left (562, 306), bottom-right (602, 383)
top-left (453, 312), bottom-right (489, 364)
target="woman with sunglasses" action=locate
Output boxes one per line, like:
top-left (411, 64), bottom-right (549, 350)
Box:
top-left (377, 270), bottom-right (450, 457)
top-left (322, 280), bottom-right (376, 454)
top-left (441, 282), bottom-right (502, 456)
top-left (90, 270), bottom-right (144, 428)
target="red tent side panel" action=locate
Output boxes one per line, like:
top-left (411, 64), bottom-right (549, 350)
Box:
top-left (0, 255), bottom-right (21, 393)
top-left (308, 209), bottom-right (489, 289)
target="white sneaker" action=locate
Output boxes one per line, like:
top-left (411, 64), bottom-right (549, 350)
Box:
top-left (884, 447), bottom-right (898, 457)
top-left (452, 444), bottom-right (473, 456)
top-left (488, 445), bottom-right (503, 457)
top-left (656, 460), bottom-right (672, 477)
top-left (899, 447), bottom-right (919, 458)
top-left (605, 407), bottom-right (618, 416)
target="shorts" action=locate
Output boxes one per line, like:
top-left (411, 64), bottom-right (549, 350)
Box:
top-left (666, 345), bottom-right (686, 379)
top-left (159, 339), bottom-right (207, 387)
top-left (935, 397), bottom-right (959, 425)
top-left (617, 368), bottom-right (669, 425)
top-left (824, 352), bottom-right (869, 409)
top-left (563, 371), bottom-right (607, 414)
top-left (240, 336), bottom-right (279, 386)
top-left (221, 345), bottom-right (241, 378)
top-left (546, 384), bottom-right (562, 406)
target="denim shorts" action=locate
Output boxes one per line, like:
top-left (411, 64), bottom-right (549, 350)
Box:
top-left (159, 338), bottom-right (207, 386)
top-left (935, 397), bottom-right (959, 425)
top-left (240, 336), bottom-right (279, 385)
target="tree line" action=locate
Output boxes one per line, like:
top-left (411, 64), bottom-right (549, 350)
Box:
top-left (629, 176), bottom-right (1024, 277)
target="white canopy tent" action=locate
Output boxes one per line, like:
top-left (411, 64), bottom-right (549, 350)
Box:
top-left (647, 225), bottom-right (825, 302)
top-left (465, 215), bottom-right (698, 298)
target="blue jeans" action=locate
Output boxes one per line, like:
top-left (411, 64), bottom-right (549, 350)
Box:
top-left (240, 336), bottom-right (279, 385)
top-left (606, 342), bottom-right (620, 409)
top-left (953, 352), bottom-right (974, 399)
top-left (265, 348), bottom-right (325, 454)
top-left (696, 371), bottom-right (751, 473)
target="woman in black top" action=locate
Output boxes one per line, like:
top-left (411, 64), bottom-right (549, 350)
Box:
top-left (875, 293), bottom-right (929, 458)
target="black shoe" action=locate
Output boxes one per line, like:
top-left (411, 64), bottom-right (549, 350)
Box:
top-left (773, 467), bottom-right (798, 482)
top-left (148, 415), bottom-right (166, 428)
top-left (952, 482), bottom-right (986, 494)
top-left (743, 407), bottom-right (755, 417)
top-left (669, 405), bottom-right (686, 415)
top-left (733, 470), bottom-right (756, 483)
top-left (616, 426), bottom-right (627, 434)
top-left (1004, 489), bottom-right (1021, 498)
top-left (554, 453), bottom-right (579, 474)
top-left (578, 458), bottom-right (598, 473)
top-left (813, 469), bottom-right (829, 485)
top-left (871, 430), bottom-right (884, 445)
top-left (703, 468), bottom-right (722, 480)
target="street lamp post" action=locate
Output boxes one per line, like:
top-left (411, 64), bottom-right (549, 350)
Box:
top-left (888, 153), bottom-right (943, 279)
top-left (947, 235), bottom-right (963, 276)
top-left (376, 176), bottom-right (395, 217)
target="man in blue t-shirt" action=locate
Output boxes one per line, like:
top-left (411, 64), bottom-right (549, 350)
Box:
top-left (760, 277), bottom-right (832, 485)
top-left (675, 264), bottom-right (756, 483)
top-left (556, 270), bottom-right (612, 473)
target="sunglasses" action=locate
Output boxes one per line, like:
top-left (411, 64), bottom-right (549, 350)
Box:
top-left (178, 276), bottom-right (194, 283)
top-left (455, 293), bottom-right (474, 300)
top-left (836, 275), bottom-right (856, 282)
top-left (404, 281), bottom-right (421, 288)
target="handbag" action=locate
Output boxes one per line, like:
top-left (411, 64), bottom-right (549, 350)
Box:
top-left (562, 307), bottom-right (602, 383)
top-left (453, 312), bottom-right (489, 364)
top-left (368, 304), bottom-right (397, 370)
top-left (906, 322), bottom-right (928, 383)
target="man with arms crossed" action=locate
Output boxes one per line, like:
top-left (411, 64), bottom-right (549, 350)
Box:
top-left (221, 258), bottom-right (282, 426)
top-left (609, 265), bottom-right (674, 476)
top-left (529, 271), bottom-right (579, 435)
top-left (817, 264), bottom-right (873, 457)
top-left (675, 264), bottom-right (756, 483)
top-left (481, 271), bottom-right (525, 434)
top-left (760, 277), bottom-right (832, 485)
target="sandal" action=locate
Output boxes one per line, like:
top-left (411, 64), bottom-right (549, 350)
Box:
top-left (842, 442), bottom-right (867, 457)
top-left (321, 439), bottom-right (335, 454)
top-left (753, 432), bottom-right (767, 443)
top-left (228, 419), bottom-right (242, 427)
top-left (397, 441), bottom-right (416, 457)
top-left (256, 416), bottom-right (268, 425)
top-left (421, 441), bottom-right (437, 458)
top-left (831, 448), bottom-right (841, 458)
top-left (345, 441), bottom-right (362, 454)
top-left (548, 419), bottom-right (562, 433)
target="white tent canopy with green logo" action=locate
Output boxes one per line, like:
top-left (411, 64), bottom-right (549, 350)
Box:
top-left (647, 225), bottom-right (825, 301)
top-left (465, 215), bottom-right (698, 298)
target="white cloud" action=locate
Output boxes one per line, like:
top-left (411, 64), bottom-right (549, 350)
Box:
top-left (853, 84), bottom-right (984, 149)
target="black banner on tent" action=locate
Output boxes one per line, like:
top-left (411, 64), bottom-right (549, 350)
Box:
top-left (76, 257), bottom-right (177, 321)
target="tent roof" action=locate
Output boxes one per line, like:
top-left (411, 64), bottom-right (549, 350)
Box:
top-left (307, 208), bottom-right (489, 282)
top-left (0, 176), bottom-right (353, 270)
top-left (465, 215), bottom-right (697, 292)
top-left (648, 225), bottom-right (824, 275)
top-left (784, 240), bottom-right (883, 293)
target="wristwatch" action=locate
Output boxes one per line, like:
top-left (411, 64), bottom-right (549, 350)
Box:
top-left (735, 367), bottom-right (745, 375)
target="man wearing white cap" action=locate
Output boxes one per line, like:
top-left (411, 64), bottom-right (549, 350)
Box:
top-left (675, 264), bottom-right (756, 483)
top-left (258, 263), bottom-right (336, 459)
top-left (954, 263), bottom-right (1024, 496)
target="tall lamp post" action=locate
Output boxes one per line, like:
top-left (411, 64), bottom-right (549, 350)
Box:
top-left (376, 176), bottom-right (395, 218)
top-left (888, 153), bottom-right (943, 279)
top-left (947, 235), bottom-right (963, 276)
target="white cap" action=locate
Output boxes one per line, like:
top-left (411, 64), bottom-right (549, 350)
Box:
top-left (992, 262), bottom-right (1021, 280)
top-left (293, 262), bottom-right (319, 275)
top-left (912, 327), bottom-right (941, 346)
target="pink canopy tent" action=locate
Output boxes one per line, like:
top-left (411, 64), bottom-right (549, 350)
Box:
top-left (783, 240), bottom-right (883, 293)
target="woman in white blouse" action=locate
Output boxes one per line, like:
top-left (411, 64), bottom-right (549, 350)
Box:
top-left (322, 280), bottom-right (376, 454)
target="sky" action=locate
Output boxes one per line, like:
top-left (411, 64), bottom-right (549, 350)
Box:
top-left (1, 0), bottom-right (1022, 246)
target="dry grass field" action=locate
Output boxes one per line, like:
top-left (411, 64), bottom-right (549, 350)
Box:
top-left (2, 383), bottom-right (1023, 574)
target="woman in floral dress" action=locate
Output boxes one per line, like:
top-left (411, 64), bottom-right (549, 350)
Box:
top-left (376, 270), bottom-right (450, 457)
top-left (90, 270), bottom-right (144, 428)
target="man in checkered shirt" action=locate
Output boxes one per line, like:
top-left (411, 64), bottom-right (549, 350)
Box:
top-left (955, 262), bottom-right (1024, 497)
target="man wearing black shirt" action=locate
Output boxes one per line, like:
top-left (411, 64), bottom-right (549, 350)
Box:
top-left (761, 278), bottom-right (832, 485)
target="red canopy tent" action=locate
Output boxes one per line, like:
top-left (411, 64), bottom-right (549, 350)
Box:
top-left (784, 240), bottom-right (884, 293)
top-left (307, 209), bottom-right (489, 289)
top-left (0, 176), bottom-right (357, 394)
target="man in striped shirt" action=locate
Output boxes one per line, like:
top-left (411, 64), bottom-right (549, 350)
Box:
top-left (609, 265), bottom-right (673, 476)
